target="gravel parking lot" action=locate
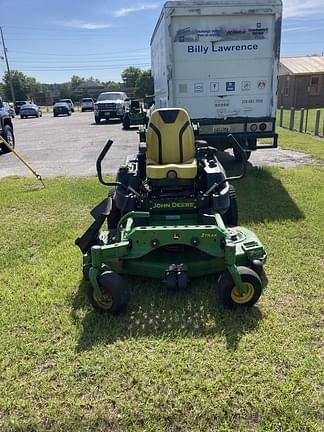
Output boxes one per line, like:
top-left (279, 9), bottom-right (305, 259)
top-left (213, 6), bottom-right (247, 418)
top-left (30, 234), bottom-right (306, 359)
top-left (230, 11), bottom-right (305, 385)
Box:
top-left (0, 112), bottom-right (317, 179)
top-left (0, 112), bottom-right (139, 179)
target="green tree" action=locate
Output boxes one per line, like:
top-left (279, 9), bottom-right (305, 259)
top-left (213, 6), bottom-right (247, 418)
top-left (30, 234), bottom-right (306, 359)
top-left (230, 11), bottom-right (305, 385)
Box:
top-left (59, 82), bottom-right (72, 99)
top-left (0, 82), bottom-right (5, 98)
top-left (106, 80), bottom-right (119, 90)
top-left (70, 75), bottom-right (85, 91)
top-left (134, 70), bottom-right (154, 98)
top-left (2, 70), bottom-right (41, 101)
top-left (121, 66), bottom-right (142, 89)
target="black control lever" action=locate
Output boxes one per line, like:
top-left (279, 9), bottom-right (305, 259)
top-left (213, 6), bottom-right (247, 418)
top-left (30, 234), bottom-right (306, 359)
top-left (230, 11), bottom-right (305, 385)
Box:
top-left (96, 139), bottom-right (127, 190)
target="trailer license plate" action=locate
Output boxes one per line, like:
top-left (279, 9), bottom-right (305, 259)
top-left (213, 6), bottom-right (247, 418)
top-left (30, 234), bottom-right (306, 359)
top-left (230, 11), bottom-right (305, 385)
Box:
top-left (213, 126), bottom-right (229, 133)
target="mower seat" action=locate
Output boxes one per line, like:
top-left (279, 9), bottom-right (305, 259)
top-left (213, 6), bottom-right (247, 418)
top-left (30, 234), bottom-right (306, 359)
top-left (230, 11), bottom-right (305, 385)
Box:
top-left (145, 108), bottom-right (197, 180)
top-left (130, 100), bottom-right (140, 112)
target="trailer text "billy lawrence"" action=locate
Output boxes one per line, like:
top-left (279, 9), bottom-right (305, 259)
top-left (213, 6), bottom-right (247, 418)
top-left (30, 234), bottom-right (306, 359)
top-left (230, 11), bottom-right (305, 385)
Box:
top-left (187, 44), bottom-right (259, 54)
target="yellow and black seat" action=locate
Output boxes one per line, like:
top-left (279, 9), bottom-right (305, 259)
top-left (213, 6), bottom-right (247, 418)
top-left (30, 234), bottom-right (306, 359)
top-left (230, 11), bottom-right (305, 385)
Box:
top-left (145, 108), bottom-right (197, 180)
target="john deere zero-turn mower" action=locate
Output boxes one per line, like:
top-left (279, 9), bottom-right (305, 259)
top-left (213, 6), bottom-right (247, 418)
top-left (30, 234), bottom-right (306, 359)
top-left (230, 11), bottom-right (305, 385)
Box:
top-left (122, 99), bottom-right (147, 130)
top-left (76, 108), bottom-right (267, 314)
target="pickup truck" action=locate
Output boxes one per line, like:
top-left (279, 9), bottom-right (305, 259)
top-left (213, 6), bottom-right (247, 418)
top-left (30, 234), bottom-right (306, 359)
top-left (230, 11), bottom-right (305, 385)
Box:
top-left (94, 92), bottom-right (129, 123)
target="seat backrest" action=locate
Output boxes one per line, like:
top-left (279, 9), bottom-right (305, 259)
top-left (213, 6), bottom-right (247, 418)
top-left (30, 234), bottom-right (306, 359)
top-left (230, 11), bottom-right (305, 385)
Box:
top-left (130, 100), bottom-right (140, 110)
top-left (146, 108), bottom-right (195, 164)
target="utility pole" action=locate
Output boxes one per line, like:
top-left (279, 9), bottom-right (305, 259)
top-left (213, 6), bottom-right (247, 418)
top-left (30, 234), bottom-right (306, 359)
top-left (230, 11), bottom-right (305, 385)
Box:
top-left (0, 26), bottom-right (16, 105)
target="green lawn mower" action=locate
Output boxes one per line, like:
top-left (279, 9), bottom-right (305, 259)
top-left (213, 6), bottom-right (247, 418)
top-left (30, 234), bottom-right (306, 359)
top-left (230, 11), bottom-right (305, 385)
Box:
top-left (76, 108), bottom-right (267, 314)
top-left (122, 99), bottom-right (147, 130)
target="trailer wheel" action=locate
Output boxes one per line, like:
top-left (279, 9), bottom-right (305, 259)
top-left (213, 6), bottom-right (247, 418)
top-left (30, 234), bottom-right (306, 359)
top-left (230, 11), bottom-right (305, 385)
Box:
top-left (88, 271), bottom-right (130, 314)
top-left (222, 185), bottom-right (238, 226)
top-left (233, 148), bottom-right (251, 162)
top-left (217, 266), bottom-right (262, 308)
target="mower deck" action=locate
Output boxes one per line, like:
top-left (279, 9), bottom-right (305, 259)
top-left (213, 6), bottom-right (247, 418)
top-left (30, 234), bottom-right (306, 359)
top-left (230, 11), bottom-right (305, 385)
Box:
top-left (85, 211), bottom-right (266, 292)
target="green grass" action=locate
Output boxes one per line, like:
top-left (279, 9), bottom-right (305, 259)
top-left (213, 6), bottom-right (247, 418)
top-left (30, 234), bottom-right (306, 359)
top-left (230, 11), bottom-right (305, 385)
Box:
top-left (278, 108), bottom-right (324, 135)
top-left (277, 127), bottom-right (324, 160)
top-left (0, 161), bottom-right (323, 430)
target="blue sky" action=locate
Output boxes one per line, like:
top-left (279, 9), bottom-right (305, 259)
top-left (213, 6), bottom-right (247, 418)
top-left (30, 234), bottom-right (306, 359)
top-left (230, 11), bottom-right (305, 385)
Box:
top-left (0, 0), bottom-right (323, 84)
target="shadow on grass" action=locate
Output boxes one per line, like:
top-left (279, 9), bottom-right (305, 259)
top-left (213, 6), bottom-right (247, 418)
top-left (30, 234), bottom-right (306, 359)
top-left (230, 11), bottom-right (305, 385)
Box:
top-left (217, 152), bottom-right (304, 223)
top-left (71, 277), bottom-right (263, 352)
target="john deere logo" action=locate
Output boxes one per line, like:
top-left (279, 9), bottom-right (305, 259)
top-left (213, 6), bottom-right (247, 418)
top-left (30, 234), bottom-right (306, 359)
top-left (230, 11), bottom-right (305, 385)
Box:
top-left (151, 202), bottom-right (195, 209)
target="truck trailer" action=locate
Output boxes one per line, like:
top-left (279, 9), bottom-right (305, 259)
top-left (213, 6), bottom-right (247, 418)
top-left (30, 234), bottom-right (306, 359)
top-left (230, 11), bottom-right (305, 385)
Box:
top-left (151, 0), bottom-right (282, 159)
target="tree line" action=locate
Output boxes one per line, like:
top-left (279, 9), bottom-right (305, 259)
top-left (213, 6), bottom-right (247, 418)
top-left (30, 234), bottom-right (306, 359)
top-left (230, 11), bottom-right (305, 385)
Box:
top-left (0, 66), bottom-right (154, 102)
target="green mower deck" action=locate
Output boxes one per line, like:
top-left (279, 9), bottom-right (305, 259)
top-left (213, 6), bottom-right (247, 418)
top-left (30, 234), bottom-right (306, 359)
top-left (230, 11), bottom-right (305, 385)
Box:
top-left (83, 210), bottom-right (266, 312)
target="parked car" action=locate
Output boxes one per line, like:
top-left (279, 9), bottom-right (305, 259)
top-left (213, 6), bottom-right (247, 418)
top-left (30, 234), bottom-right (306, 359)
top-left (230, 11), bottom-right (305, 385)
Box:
top-left (59, 98), bottom-right (74, 112)
top-left (20, 103), bottom-right (42, 119)
top-left (3, 102), bottom-right (15, 118)
top-left (15, 100), bottom-right (30, 115)
top-left (81, 98), bottom-right (94, 112)
top-left (53, 102), bottom-right (71, 117)
top-left (94, 92), bottom-right (129, 123)
top-left (0, 98), bottom-right (15, 154)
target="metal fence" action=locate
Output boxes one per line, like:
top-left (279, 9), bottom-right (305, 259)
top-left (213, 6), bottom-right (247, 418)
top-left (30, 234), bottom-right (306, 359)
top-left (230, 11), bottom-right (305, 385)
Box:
top-left (278, 107), bottom-right (324, 137)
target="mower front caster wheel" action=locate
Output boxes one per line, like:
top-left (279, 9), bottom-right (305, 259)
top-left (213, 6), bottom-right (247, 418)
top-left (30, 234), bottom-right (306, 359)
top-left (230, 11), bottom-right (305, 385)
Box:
top-left (217, 266), bottom-right (262, 308)
top-left (88, 271), bottom-right (130, 314)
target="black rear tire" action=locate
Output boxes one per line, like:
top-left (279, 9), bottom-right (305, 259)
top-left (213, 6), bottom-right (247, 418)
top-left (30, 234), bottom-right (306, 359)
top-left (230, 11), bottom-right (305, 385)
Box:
top-left (0, 125), bottom-right (15, 154)
top-left (217, 266), bottom-right (262, 308)
top-left (122, 114), bottom-right (130, 129)
top-left (222, 184), bottom-right (238, 226)
top-left (107, 188), bottom-right (121, 229)
top-left (88, 270), bottom-right (130, 314)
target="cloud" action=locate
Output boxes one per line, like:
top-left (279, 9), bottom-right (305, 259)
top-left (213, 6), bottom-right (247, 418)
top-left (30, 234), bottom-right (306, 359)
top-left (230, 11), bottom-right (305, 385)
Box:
top-left (283, 0), bottom-right (322, 18)
top-left (62, 20), bottom-right (112, 30)
top-left (112, 3), bottom-right (159, 18)
top-left (282, 26), bottom-right (321, 32)
top-left (282, 26), bottom-right (309, 32)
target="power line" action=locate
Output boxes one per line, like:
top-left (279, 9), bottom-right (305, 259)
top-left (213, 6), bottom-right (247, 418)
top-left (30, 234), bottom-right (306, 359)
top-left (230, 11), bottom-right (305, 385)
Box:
top-left (18, 64), bottom-right (151, 72)
top-left (9, 55), bottom-right (150, 64)
top-left (8, 48), bottom-right (149, 57)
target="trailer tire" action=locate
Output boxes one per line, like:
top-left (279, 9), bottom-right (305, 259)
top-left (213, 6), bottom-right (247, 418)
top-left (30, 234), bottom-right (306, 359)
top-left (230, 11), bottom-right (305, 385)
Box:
top-left (233, 148), bottom-right (251, 162)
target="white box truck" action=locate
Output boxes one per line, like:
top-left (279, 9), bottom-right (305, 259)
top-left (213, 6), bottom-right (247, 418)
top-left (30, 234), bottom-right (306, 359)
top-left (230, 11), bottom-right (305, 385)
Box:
top-left (151, 0), bottom-right (282, 159)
